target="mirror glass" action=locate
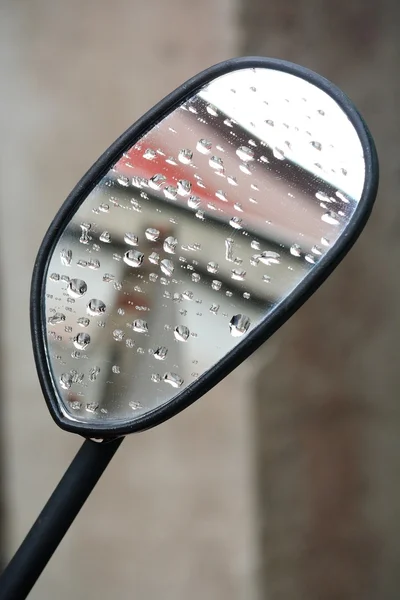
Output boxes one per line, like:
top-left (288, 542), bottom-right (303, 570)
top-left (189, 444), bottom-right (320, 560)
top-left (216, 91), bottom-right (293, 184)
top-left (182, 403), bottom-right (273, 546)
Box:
top-left (44, 67), bottom-right (365, 425)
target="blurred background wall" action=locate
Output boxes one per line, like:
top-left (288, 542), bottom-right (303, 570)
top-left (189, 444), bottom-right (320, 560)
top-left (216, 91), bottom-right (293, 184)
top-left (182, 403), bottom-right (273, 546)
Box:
top-left (0, 1), bottom-right (399, 599)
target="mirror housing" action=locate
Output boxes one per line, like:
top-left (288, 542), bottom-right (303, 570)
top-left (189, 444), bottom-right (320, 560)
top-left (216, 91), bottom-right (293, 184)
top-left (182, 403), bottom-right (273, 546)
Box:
top-left (31, 57), bottom-right (378, 438)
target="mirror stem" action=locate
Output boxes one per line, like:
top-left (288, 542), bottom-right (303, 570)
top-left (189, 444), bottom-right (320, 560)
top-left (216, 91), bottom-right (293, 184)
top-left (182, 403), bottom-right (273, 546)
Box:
top-left (0, 436), bottom-right (124, 600)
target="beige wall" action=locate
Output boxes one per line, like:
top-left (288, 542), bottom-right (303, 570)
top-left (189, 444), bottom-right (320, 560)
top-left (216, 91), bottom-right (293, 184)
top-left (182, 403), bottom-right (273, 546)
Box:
top-left (0, 2), bottom-right (259, 599)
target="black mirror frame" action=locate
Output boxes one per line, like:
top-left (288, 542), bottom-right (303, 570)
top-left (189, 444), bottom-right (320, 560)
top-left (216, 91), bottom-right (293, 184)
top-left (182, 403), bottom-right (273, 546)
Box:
top-left (30, 56), bottom-right (379, 439)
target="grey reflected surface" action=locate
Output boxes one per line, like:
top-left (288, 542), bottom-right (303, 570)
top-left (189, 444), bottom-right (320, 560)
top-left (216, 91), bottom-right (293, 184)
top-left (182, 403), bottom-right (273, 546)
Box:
top-left (44, 67), bottom-right (365, 425)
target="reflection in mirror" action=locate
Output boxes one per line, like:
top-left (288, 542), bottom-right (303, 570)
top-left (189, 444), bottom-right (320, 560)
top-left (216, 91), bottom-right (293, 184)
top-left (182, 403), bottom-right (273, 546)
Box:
top-left (44, 67), bottom-right (365, 425)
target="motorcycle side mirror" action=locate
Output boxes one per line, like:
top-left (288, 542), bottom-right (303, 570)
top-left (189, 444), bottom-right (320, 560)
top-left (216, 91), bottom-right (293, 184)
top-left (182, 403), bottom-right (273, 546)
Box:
top-left (31, 57), bottom-right (378, 439)
top-left (0, 57), bottom-right (378, 600)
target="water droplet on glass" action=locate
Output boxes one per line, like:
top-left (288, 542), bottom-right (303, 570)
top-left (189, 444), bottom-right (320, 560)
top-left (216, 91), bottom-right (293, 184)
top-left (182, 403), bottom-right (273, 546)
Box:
top-left (163, 236), bottom-right (178, 254)
top-left (212, 279), bottom-right (222, 291)
top-left (112, 365), bottom-right (120, 374)
top-left (163, 185), bottom-right (178, 200)
top-left (87, 299), bottom-right (106, 316)
top-left (78, 317), bottom-right (90, 327)
top-left (209, 156), bottom-right (224, 170)
top-left (229, 314), bottom-right (251, 337)
top-left (100, 231), bottom-right (112, 244)
top-left (160, 259), bottom-right (174, 277)
top-left (192, 273), bottom-right (201, 283)
top-left (182, 290), bottom-right (194, 301)
top-left (149, 174), bottom-right (166, 190)
top-left (321, 237), bottom-right (330, 247)
top-left (251, 240), bottom-right (260, 250)
top-left (144, 148), bottom-right (156, 160)
top-left (229, 217), bottom-right (242, 230)
top-left (145, 228), bottom-right (160, 242)
top-left (163, 372), bottom-right (184, 388)
top-left (124, 232), bottom-right (138, 246)
top-left (206, 104), bottom-right (218, 116)
top-left (79, 223), bottom-right (91, 245)
top-left (177, 179), bottom-right (192, 196)
top-left (262, 275), bottom-right (271, 283)
top-left (312, 245), bottom-right (322, 255)
top-left (273, 148), bottom-right (285, 160)
top-left (60, 249), bottom-right (72, 266)
top-left (89, 366), bottom-right (101, 381)
top-left (227, 175), bottom-right (238, 186)
top-left (305, 254), bottom-right (316, 264)
top-left (210, 303), bottom-right (220, 315)
top-left (311, 141), bottom-right (322, 151)
top-left (149, 272), bottom-right (158, 283)
top-left (290, 244), bottom-right (301, 257)
top-left (188, 195), bottom-right (201, 209)
top-left (243, 292), bottom-right (251, 300)
top-left (123, 249), bottom-right (144, 268)
top-left (132, 319), bottom-right (148, 334)
top-left (174, 325), bottom-right (190, 342)
top-left (88, 259), bottom-right (100, 270)
top-left (239, 163), bottom-right (251, 175)
top-left (259, 251), bottom-right (280, 266)
top-left (231, 269), bottom-right (246, 281)
top-left (321, 211), bottom-right (340, 225)
top-left (60, 372), bottom-right (72, 390)
top-left (207, 262), bottom-right (219, 274)
top-left (234, 203), bottom-right (243, 212)
top-left (154, 346), bottom-right (168, 360)
top-left (113, 329), bottom-right (124, 342)
top-left (126, 338), bottom-right (135, 348)
top-left (48, 312), bottom-right (66, 325)
top-left (49, 273), bottom-right (60, 282)
top-left (178, 148), bottom-right (193, 164)
top-left (236, 146), bottom-right (254, 162)
top-left (196, 139), bottom-right (212, 154)
top-left (73, 332), bottom-right (90, 350)
top-left (68, 279), bottom-right (87, 298)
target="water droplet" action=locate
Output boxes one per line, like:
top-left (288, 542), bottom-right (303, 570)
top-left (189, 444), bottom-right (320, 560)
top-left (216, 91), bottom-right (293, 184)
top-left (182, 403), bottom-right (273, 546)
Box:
top-left (60, 372), bottom-right (72, 390)
top-left (112, 365), bottom-right (120, 374)
top-left (160, 258), bottom-right (174, 277)
top-left (73, 332), bottom-right (90, 350)
top-left (321, 211), bottom-right (340, 225)
top-left (311, 141), bottom-right (322, 151)
top-left (243, 292), bottom-right (250, 300)
top-left (48, 312), bottom-right (65, 325)
top-left (182, 290), bottom-right (194, 301)
top-left (207, 262), bottom-right (219, 274)
top-left (124, 232), bottom-right (138, 246)
top-left (149, 174), bottom-right (166, 190)
top-left (209, 156), bottom-right (224, 170)
top-left (224, 118), bottom-right (233, 127)
top-left (174, 325), bottom-right (190, 342)
top-left (262, 275), bottom-right (271, 283)
top-left (234, 203), bottom-right (243, 212)
top-left (229, 314), bottom-right (251, 337)
top-left (126, 338), bottom-right (135, 348)
top-left (239, 163), bottom-right (251, 175)
top-left (231, 269), bottom-right (246, 281)
top-left (87, 299), bottom-right (106, 316)
top-left (163, 372), bottom-right (184, 388)
top-left (178, 148), bottom-right (193, 164)
top-left (210, 303), bottom-right (220, 315)
top-left (312, 245), bottom-right (322, 255)
top-left (206, 104), bottom-right (218, 116)
top-left (265, 119), bottom-right (274, 127)
top-left (273, 148), bottom-right (285, 160)
top-left (128, 400), bottom-right (142, 411)
top-left (212, 280), bottom-right (222, 291)
top-left (68, 279), bottom-right (87, 298)
top-left (191, 273), bottom-right (201, 283)
top-left (78, 317), bottom-right (90, 327)
top-left (188, 195), bottom-right (201, 209)
top-left (196, 139), bottom-right (212, 154)
top-left (149, 272), bottom-right (159, 283)
top-left (79, 223), bottom-right (91, 245)
top-left (100, 231), bottom-right (112, 244)
top-left (229, 217), bottom-right (242, 230)
top-left (162, 185), bottom-right (177, 200)
top-left (236, 146), bottom-right (254, 162)
top-left (259, 251), bottom-right (280, 266)
top-left (88, 259), bottom-right (100, 270)
top-left (146, 252), bottom-right (159, 266)
top-left (89, 366), bottom-right (100, 381)
top-left (117, 175), bottom-right (130, 187)
top-left (321, 237), bottom-right (330, 247)
top-left (145, 228), bottom-right (160, 242)
top-left (305, 253), bottom-right (316, 264)
top-left (130, 199), bottom-right (142, 212)
top-left (290, 244), bottom-right (301, 257)
top-left (251, 240), bottom-right (260, 250)
top-left (154, 346), bottom-right (168, 360)
top-left (177, 179), bottom-right (192, 196)
top-left (60, 249), bottom-right (72, 266)
top-left (260, 155), bottom-right (269, 164)
top-left (163, 236), bottom-right (178, 254)
top-left (124, 249), bottom-right (144, 268)
top-left (143, 148), bottom-right (156, 160)
top-left (49, 273), bottom-right (60, 281)
top-left (227, 175), bottom-right (238, 186)
top-left (113, 329), bottom-right (125, 341)
top-left (132, 319), bottom-right (148, 334)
